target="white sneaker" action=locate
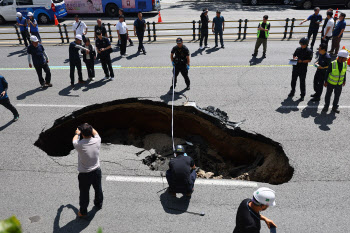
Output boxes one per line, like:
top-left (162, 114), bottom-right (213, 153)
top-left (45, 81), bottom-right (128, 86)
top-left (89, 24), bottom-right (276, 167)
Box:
top-left (91, 77), bottom-right (95, 81)
top-left (124, 53), bottom-right (128, 55)
top-left (205, 45), bottom-right (210, 48)
top-left (110, 77), bottom-right (114, 81)
top-left (199, 46), bottom-right (203, 49)
top-left (103, 77), bottom-right (109, 80)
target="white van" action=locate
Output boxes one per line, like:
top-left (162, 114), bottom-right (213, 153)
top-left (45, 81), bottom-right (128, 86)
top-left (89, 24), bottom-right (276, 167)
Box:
top-left (0, 0), bottom-right (68, 24)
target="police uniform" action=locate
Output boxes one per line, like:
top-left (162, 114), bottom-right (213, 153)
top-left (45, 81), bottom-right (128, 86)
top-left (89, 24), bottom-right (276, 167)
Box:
top-left (171, 42), bottom-right (190, 90)
top-left (312, 52), bottom-right (331, 101)
top-left (95, 36), bottom-right (114, 79)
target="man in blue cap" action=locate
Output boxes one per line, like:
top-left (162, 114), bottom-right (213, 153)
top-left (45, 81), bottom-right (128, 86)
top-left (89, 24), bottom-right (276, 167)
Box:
top-left (166, 145), bottom-right (196, 197)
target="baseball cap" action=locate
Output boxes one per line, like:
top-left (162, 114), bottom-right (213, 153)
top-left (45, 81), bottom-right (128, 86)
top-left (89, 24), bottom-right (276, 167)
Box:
top-left (30, 35), bottom-right (38, 42)
top-left (216, 10), bottom-right (221, 13)
top-left (75, 34), bottom-right (83, 41)
top-left (176, 37), bottom-right (183, 43)
top-left (338, 50), bottom-right (349, 58)
top-left (16, 12), bottom-right (22, 17)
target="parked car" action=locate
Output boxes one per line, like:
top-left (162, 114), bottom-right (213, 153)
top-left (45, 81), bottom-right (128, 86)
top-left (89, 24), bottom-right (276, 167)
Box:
top-left (292, 0), bottom-right (350, 9)
top-left (242, 0), bottom-right (291, 5)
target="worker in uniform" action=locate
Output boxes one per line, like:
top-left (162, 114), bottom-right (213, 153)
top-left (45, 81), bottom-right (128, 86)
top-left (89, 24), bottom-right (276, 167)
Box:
top-left (170, 38), bottom-right (190, 91)
top-left (95, 30), bottom-right (114, 81)
top-left (0, 75), bottom-right (19, 122)
top-left (27, 12), bottom-right (41, 42)
top-left (310, 43), bottom-right (331, 102)
top-left (166, 145), bottom-right (196, 197)
top-left (133, 11), bottom-right (146, 54)
top-left (322, 50), bottom-right (348, 113)
top-left (69, 35), bottom-right (90, 87)
top-left (252, 15), bottom-right (270, 58)
top-left (16, 12), bottom-right (30, 48)
top-left (288, 37), bottom-right (313, 101)
top-left (233, 187), bottom-right (277, 233)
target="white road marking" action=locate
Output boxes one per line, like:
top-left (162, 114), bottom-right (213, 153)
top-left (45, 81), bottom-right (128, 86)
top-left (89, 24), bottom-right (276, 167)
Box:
top-left (16, 104), bottom-right (86, 108)
top-left (280, 106), bottom-right (350, 109)
top-left (106, 175), bottom-right (258, 187)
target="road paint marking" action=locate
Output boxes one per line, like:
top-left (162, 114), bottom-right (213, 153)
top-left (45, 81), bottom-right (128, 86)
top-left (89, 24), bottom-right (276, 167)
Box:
top-left (280, 106), bottom-right (350, 109)
top-left (16, 104), bottom-right (87, 108)
top-left (106, 175), bottom-right (258, 187)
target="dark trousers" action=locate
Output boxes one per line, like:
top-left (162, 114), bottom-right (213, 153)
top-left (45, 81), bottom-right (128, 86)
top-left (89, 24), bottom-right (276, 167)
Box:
top-left (330, 36), bottom-right (342, 54)
top-left (31, 31), bottom-right (41, 42)
top-left (166, 169), bottom-right (196, 193)
top-left (200, 29), bottom-right (208, 47)
top-left (313, 69), bottom-right (325, 98)
top-left (321, 36), bottom-right (331, 51)
top-left (120, 34), bottom-right (127, 55)
top-left (20, 30), bottom-right (30, 47)
top-left (324, 84), bottom-right (342, 109)
top-left (254, 38), bottom-right (267, 54)
top-left (173, 65), bottom-right (190, 87)
top-left (137, 33), bottom-right (145, 51)
top-left (78, 168), bottom-right (103, 215)
top-left (307, 30), bottom-right (318, 49)
top-left (0, 98), bottom-right (19, 117)
top-left (291, 68), bottom-right (307, 97)
top-left (84, 59), bottom-right (95, 79)
top-left (70, 60), bottom-right (83, 84)
top-left (101, 56), bottom-right (114, 78)
top-left (34, 63), bottom-right (51, 85)
top-left (215, 30), bottom-right (224, 46)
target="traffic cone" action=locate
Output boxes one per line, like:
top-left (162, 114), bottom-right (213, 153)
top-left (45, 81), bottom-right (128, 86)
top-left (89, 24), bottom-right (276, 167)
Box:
top-left (158, 11), bottom-right (162, 23)
top-left (54, 14), bottom-right (58, 26)
top-left (334, 8), bottom-right (339, 19)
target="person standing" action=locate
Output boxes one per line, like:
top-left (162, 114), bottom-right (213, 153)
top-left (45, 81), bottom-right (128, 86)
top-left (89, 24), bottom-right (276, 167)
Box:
top-left (166, 145), bottom-right (196, 197)
top-left (27, 12), bottom-right (41, 42)
top-left (300, 7), bottom-right (322, 51)
top-left (170, 38), bottom-right (190, 90)
top-left (119, 8), bottom-right (133, 46)
top-left (212, 10), bottom-right (225, 48)
top-left (95, 31), bottom-right (114, 80)
top-left (322, 50), bottom-right (348, 113)
top-left (82, 38), bottom-right (96, 81)
top-left (94, 19), bottom-right (107, 40)
top-left (252, 15), bottom-right (270, 58)
top-left (0, 75), bottom-right (19, 122)
top-left (321, 9), bottom-right (333, 39)
top-left (199, 8), bottom-right (209, 49)
top-left (134, 11), bottom-right (146, 54)
top-left (116, 15), bottom-right (128, 57)
top-left (73, 123), bottom-right (103, 217)
top-left (73, 15), bottom-right (88, 43)
top-left (16, 12), bottom-right (30, 48)
top-left (329, 13), bottom-right (346, 56)
top-left (321, 11), bottom-right (334, 52)
top-left (288, 37), bottom-right (313, 101)
top-left (69, 35), bottom-right (89, 87)
top-left (27, 35), bottom-right (52, 88)
top-left (311, 43), bottom-right (331, 102)
top-left (233, 187), bottom-right (277, 233)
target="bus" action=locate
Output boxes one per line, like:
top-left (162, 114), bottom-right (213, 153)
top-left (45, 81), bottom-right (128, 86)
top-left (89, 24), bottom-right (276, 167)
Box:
top-left (64, 0), bottom-right (160, 17)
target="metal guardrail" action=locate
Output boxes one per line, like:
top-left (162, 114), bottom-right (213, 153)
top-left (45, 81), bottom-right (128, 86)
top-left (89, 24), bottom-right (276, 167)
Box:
top-left (1, 18), bottom-right (350, 44)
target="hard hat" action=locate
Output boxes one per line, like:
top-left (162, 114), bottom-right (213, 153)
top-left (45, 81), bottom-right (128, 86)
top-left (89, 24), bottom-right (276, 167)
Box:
top-left (27, 12), bottom-right (33, 17)
top-left (30, 35), bottom-right (38, 42)
top-left (253, 187), bottom-right (276, 207)
top-left (16, 12), bottom-right (22, 17)
top-left (175, 145), bottom-right (185, 153)
top-left (299, 37), bottom-right (309, 45)
top-left (338, 50), bottom-right (349, 58)
top-left (75, 34), bottom-right (83, 41)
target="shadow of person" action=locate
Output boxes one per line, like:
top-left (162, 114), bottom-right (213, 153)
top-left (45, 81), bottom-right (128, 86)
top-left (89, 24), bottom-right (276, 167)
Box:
top-left (314, 111), bottom-right (337, 131)
top-left (17, 87), bottom-right (46, 100)
top-left (249, 56), bottom-right (265, 66)
top-left (191, 48), bottom-right (203, 57)
top-left (111, 55), bottom-right (122, 63)
top-left (82, 79), bottom-right (110, 92)
top-left (7, 48), bottom-right (27, 58)
top-left (58, 85), bottom-right (79, 97)
top-left (0, 120), bottom-right (14, 131)
top-left (63, 59), bottom-right (70, 64)
top-left (205, 47), bottom-right (220, 54)
top-left (301, 100), bottom-right (319, 119)
top-left (159, 88), bottom-right (187, 104)
top-left (53, 204), bottom-right (98, 233)
top-left (276, 97), bottom-right (300, 114)
top-left (126, 52), bottom-right (141, 60)
top-left (159, 190), bottom-right (191, 215)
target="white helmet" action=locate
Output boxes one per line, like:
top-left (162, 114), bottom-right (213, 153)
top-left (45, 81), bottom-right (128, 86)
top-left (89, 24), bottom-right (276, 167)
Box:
top-left (30, 35), bottom-right (38, 42)
top-left (338, 50), bottom-right (349, 58)
top-left (16, 12), bottom-right (22, 17)
top-left (27, 12), bottom-right (33, 17)
top-left (75, 34), bottom-right (83, 41)
top-left (253, 187), bottom-right (276, 207)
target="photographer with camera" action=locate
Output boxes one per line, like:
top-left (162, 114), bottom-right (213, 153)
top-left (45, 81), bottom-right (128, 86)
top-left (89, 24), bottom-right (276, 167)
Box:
top-left (73, 123), bottom-right (103, 218)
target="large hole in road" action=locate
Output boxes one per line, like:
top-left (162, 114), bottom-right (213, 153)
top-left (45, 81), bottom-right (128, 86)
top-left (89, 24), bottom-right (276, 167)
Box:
top-left (34, 98), bottom-right (294, 185)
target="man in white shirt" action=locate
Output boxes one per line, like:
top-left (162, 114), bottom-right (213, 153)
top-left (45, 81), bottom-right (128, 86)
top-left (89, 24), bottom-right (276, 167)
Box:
top-left (72, 15), bottom-right (88, 43)
top-left (73, 123), bottom-right (103, 217)
top-left (322, 11), bottom-right (334, 51)
top-left (116, 15), bottom-right (128, 56)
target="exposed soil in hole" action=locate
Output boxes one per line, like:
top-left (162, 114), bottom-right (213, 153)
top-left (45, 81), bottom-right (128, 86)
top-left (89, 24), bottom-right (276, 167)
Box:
top-left (34, 98), bottom-right (294, 185)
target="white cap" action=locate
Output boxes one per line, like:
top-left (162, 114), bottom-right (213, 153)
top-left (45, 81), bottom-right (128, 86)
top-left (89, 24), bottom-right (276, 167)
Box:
top-left (16, 12), bottom-right (22, 17)
top-left (253, 187), bottom-right (276, 207)
top-left (338, 50), bottom-right (349, 58)
top-left (30, 35), bottom-right (38, 42)
top-left (27, 12), bottom-right (33, 17)
top-left (75, 34), bottom-right (83, 41)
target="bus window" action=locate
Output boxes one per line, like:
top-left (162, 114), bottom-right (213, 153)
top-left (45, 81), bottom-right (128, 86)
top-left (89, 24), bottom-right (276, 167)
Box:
top-left (16, 0), bottom-right (34, 5)
top-left (1, 0), bottom-right (14, 5)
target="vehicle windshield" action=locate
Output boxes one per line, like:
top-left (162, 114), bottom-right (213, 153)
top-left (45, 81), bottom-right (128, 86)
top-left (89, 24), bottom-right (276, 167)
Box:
top-left (52, 0), bottom-right (64, 3)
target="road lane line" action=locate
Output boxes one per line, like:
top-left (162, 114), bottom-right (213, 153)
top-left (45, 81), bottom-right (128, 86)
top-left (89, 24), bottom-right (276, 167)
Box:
top-left (16, 104), bottom-right (87, 108)
top-left (106, 175), bottom-right (258, 187)
top-left (280, 106), bottom-right (350, 109)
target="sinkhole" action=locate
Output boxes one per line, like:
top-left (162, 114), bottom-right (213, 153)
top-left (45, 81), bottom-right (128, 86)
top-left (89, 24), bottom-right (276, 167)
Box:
top-left (34, 98), bottom-right (294, 185)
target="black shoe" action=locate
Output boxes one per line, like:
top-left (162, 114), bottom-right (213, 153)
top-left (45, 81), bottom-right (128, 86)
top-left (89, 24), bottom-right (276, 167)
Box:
top-left (322, 107), bottom-right (328, 113)
top-left (94, 204), bottom-right (103, 210)
top-left (71, 84), bottom-right (75, 88)
top-left (214, 45), bottom-right (218, 48)
top-left (332, 108), bottom-right (340, 114)
top-left (13, 115), bottom-right (19, 122)
top-left (221, 45), bottom-right (225, 48)
top-left (262, 53), bottom-right (266, 58)
top-left (298, 96), bottom-right (304, 101)
top-left (186, 86), bottom-right (190, 90)
top-left (143, 50), bottom-right (146, 55)
top-left (310, 97), bottom-right (320, 102)
top-left (252, 53), bottom-right (257, 57)
top-left (288, 92), bottom-right (294, 97)
top-left (310, 93), bottom-right (316, 97)
top-left (169, 85), bottom-right (176, 90)
top-left (129, 43), bottom-right (134, 46)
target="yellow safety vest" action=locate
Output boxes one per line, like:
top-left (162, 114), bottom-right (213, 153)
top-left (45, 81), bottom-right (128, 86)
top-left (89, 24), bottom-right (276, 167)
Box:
top-left (257, 21), bottom-right (270, 38)
top-left (327, 61), bottom-right (347, 85)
